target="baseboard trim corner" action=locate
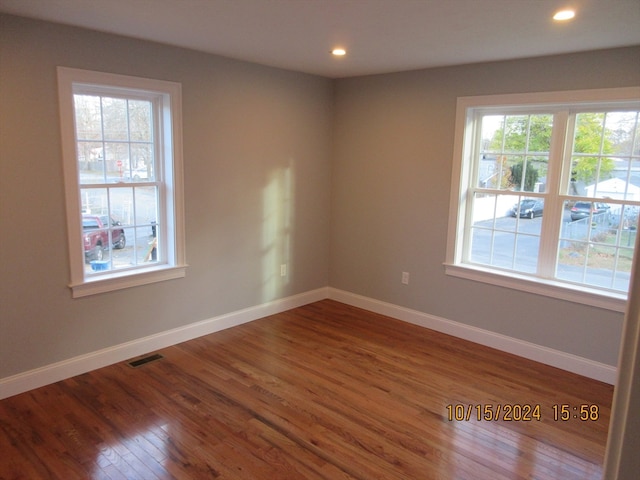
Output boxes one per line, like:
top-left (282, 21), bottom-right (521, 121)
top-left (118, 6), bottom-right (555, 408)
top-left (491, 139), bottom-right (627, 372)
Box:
top-left (2, 285), bottom-right (616, 400)
top-left (328, 288), bottom-right (617, 385)
top-left (0, 287), bottom-right (329, 400)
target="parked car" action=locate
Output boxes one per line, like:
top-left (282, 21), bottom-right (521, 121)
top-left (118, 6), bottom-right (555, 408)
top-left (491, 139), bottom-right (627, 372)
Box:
top-left (511, 199), bottom-right (544, 219)
top-left (82, 214), bottom-right (126, 262)
top-left (570, 202), bottom-right (610, 221)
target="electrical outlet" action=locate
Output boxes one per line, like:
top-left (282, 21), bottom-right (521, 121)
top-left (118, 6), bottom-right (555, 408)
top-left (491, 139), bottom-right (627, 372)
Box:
top-left (402, 272), bottom-right (409, 285)
top-left (280, 264), bottom-right (287, 277)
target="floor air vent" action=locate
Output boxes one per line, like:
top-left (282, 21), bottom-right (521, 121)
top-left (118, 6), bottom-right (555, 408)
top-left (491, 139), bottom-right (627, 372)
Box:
top-left (128, 353), bottom-right (164, 368)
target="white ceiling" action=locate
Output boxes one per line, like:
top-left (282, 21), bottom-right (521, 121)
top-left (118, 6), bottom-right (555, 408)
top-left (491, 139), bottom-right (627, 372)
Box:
top-left (1, 0), bottom-right (639, 78)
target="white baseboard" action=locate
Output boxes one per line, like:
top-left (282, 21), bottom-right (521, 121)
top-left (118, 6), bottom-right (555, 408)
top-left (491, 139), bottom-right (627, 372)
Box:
top-left (1, 285), bottom-right (616, 400)
top-left (0, 287), bottom-right (329, 400)
top-left (328, 288), bottom-right (617, 385)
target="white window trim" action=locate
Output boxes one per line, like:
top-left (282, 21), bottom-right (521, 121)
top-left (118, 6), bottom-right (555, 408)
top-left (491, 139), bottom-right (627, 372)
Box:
top-left (57, 67), bottom-right (187, 297)
top-left (446, 87), bottom-right (640, 313)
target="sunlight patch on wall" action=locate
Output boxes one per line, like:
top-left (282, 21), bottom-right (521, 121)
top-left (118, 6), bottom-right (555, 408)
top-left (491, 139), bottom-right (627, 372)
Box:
top-left (261, 160), bottom-right (294, 302)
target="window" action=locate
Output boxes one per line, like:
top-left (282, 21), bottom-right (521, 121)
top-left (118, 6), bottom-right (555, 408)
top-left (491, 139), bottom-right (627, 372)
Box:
top-left (446, 88), bottom-right (640, 312)
top-left (58, 68), bottom-right (186, 297)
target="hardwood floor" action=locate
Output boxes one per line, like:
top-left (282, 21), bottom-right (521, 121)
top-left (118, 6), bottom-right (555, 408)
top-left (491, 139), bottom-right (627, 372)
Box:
top-left (0, 300), bottom-right (614, 479)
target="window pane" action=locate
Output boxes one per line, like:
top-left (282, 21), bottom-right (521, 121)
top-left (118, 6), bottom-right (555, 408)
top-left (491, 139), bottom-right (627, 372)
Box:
top-left (606, 111), bottom-right (638, 157)
top-left (80, 187), bottom-right (107, 215)
top-left (612, 204), bottom-right (640, 232)
top-left (137, 225), bottom-right (158, 264)
top-left (135, 186), bottom-right (159, 262)
top-left (528, 115), bottom-right (553, 153)
top-left (74, 94), bottom-right (104, 185)
top-left (110, 187), bottom-right (134, 223)
top-left (79, 185), bottom-right (162, 273)
top-left (504, 115), bottom-right (529, 152)
top-left (469, 193), bottom-right (499, 264)
top-left (81, 188), bottom-right (109, 272)
top-left (134, 186), bottom-right (158, 226)
top-left (567, 111), bottom-right (640, 199)
top-left (74, 95), bottom-right (102, 141)
top-left (129, 100), bottom-right (153, 142)
top-left (503, 155), bottom-right (524, 189)
top-left (558, 200), bottom-right (637, 291)
top-left (480, 115), bottom-right (505, 154)
top-left (80, 188), bottom-right (120, 274)
top-left (477, 154), bottom-right (511, 189)
top-left (499, 114), bottom-right (553, 153)
top-left (489, 232), bottom-right (516, 269)
top-left (514, 235), bottom-right (540, 273)
top-left (102, 97), bottom-right (128, 141)
top-left (574, 113), bottom-right (605, 155)
top-left (104, 142), bottom-right (130, 183)
top-left (74, 93), bottom-right (161, 274)
top-left (127, 144), bottom-right (154, 182)
top-left (569, 153), bottom-right (614, 196)
top-left (585, 244), bottom-right (617, 285)
top-left (469, 193), bottom-right (542, 273)
top-left (479, 114), bottom-right (552, 192)
top-left (82, 187), bottom-right (160, 269)
top-left (77, 141), bottom-right (104, 184)
top-left (510, 155), bottom-right (548, 193)
top-left (112, 226), bottom-right (135, 270)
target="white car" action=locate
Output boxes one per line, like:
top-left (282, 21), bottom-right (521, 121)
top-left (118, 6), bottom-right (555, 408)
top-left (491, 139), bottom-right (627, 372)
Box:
top-left (125, 166), bottom-right (151, 181)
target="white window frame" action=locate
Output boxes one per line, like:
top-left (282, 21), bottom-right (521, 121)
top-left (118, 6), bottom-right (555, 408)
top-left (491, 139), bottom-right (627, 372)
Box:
top-left (446, 87), bottom-right (640, 313)
top-left (58, 67), bottom-right (187, 298)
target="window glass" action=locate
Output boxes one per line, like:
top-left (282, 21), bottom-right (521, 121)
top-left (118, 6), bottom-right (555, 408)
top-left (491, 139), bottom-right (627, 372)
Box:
top-left (568, 111), bottom-right (640, 200)
top-left (469, 193), bottom-right (543, 274)
top-left (558, 200), bottom-right (639, 291)
top-left (74, 92), bottom-right (160, 276)
top-left (479, 114), bottom-right (551, 193)
top-left (449, 90), bottom-right (640, 306)
top-left (58, 67), bottom-right (185, 297)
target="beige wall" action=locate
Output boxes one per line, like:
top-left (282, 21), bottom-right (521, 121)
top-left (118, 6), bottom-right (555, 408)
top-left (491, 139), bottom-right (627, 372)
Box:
top-left (0, 15), bottom-right (332, 378)
top-left (330, 47), bottom-right (640, 366)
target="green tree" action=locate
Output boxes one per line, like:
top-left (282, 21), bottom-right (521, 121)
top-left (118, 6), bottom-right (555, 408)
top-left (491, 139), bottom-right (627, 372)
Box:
top-left (509, 161), bottom-right (539, 192)
top-left (571, 113), bottom-right (614, 183)
top-left (488, 114), bottom-right (552, 153)
top-left (486, 113), bottom-right (615, 186)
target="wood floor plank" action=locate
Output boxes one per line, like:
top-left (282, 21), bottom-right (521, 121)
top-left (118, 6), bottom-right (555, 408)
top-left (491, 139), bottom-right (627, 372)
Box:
top-left (0, 300), bottom-right (613, 479)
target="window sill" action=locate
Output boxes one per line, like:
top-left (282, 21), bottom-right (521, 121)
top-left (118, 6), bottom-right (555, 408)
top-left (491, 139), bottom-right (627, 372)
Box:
top-left (444, 263), bottom-right (628, 313)
top-left (70, 264), bottom-right (188, 298)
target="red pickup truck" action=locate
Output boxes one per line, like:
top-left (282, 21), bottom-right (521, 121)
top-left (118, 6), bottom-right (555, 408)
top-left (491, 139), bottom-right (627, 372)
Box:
top-left (82, 214), bottom-right (126, 262)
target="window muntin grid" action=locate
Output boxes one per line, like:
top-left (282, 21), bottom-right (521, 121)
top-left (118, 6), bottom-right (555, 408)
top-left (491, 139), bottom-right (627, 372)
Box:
top-left (459, 106), bottom-right (640, 296)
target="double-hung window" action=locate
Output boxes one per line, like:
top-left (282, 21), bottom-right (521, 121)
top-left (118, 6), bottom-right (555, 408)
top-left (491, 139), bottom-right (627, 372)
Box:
top-left (446, 87), bottom-right (640, 311)
top-left (58, 68), bottom-right (186, 297)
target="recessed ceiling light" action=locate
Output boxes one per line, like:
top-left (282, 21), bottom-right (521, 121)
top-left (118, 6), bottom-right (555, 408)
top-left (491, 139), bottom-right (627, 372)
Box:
top-left (553, 9), bottom-right (576, 21)
top-left (331, 48), bottom-right (346, 56)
